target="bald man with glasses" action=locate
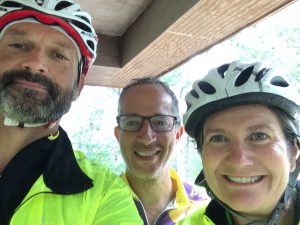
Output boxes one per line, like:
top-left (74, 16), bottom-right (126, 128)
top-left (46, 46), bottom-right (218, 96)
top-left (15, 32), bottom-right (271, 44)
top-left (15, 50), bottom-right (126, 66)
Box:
top-left (114, 77), bottom-right (207, 225)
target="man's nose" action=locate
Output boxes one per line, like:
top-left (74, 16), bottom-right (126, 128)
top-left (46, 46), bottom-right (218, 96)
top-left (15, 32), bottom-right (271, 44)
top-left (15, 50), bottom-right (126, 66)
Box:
top-left (21, 49), bottom-right (48, 74)
top-left (137, 120), bottom-right (156, 145)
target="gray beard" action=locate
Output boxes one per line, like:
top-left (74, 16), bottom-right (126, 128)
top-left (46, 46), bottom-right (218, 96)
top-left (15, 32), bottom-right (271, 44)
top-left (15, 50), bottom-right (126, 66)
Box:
top-left (0, 71), bottom-right (78, 124)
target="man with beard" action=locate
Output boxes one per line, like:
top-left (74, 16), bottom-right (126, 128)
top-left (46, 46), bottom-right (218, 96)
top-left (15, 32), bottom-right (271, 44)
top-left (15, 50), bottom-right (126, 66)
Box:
top-left (0, 1), bottom-right (143, 225)
top-left (114, 77), bottom-right (209, 225)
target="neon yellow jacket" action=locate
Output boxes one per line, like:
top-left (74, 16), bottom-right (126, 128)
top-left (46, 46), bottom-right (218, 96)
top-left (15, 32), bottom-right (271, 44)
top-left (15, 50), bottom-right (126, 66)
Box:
top-left (176, 199), bottom-right (300, 225)
top-left (175, 206), bottom-right (213, 225)
top-left (10, 151), bottom-right (143, 225)
top-left (121, 168), bottom-right (209, 225)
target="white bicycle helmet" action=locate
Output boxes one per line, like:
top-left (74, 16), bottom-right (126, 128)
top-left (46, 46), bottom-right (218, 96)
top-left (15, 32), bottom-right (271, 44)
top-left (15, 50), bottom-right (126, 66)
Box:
top-left (184, 61), bottom-right (300, 225)
top-left (0, 0), bottom-right (98, 75)
top-left (184, 61), bottom-right (300, 138)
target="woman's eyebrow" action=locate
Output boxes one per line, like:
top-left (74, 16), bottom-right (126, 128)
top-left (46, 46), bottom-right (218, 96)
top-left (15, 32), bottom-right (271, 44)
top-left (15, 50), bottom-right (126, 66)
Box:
top-left (247, 122), bottom-right (274, 132)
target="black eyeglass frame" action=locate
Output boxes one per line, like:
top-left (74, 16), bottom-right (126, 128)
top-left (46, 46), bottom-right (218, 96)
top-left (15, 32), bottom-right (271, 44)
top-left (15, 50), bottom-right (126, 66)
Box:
top-left (116, 114), bottom-right (178, 132)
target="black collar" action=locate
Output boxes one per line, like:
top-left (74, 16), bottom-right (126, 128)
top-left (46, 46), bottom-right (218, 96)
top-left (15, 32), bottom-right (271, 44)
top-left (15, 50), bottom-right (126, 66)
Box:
top-left (205, 199), bottom-right (229, 225)
top-left (43, 126), bottom-right (93, 194)
top-left (0, 126), bottom-right (93, 225)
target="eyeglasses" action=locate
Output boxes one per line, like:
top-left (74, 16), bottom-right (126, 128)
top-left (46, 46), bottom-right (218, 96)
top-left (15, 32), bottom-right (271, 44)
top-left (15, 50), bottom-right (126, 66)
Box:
top-left (117, 114), bottom-right (178, 132)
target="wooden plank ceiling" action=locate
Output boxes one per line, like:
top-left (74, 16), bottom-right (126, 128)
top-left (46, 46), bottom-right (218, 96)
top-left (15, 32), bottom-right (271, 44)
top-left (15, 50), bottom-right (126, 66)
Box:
top-left (77, 0), bottom-right (296, 88)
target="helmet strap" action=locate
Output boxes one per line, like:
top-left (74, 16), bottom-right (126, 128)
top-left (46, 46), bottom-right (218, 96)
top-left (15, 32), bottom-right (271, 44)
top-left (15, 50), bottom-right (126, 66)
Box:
top-left (3, 117), bottom-right (57, 129)
top-left (201, 177), bottom-right (296, 225)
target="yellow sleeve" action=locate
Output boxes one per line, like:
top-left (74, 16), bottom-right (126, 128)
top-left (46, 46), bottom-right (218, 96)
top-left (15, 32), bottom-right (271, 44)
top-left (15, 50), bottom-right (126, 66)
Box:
top-left (90, 167), bottom-right (143, 225)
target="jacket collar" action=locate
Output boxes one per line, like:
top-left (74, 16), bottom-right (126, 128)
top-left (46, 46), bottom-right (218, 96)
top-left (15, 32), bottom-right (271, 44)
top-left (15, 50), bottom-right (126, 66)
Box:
top-left (43, 126), bottom-right (93, 194)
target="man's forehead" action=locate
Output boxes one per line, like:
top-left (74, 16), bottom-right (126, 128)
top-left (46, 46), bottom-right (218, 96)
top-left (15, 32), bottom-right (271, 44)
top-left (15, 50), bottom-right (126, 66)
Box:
top-left (126, 84), bottom-right (169, 96)
top-left (122, 85), bottom-right (173, 110)
top-left (123, 85), bottom-right (172, 103)
top-left (0, 22), bottom-right (80, 57)
top-left (0, 19), bottom-right (81, 61)
top-left (3, 23), bottom-right (70, 42)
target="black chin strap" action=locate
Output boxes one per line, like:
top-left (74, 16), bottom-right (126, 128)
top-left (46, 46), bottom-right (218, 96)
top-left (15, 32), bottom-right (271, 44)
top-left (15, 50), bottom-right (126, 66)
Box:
top-left (294, 181), bottom-right (300, 225)
top-left (206, 187), bottom-right (284, 225)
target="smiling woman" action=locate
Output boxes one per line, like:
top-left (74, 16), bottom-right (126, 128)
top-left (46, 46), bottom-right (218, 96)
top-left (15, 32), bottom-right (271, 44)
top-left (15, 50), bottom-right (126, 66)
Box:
top-left (179, 61), bottom-right (300, 225)
top-left (201, 105), bottom-right (292, 216)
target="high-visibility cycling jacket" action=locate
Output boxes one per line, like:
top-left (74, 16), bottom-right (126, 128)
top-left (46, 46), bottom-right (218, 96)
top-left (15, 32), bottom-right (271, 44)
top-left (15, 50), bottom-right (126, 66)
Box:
top-left (8, 127), bottom-right (143, 225)
top-left (176, 181), bottom-right (300, 225)
top-left (121, 168), bottom-right (209, 225)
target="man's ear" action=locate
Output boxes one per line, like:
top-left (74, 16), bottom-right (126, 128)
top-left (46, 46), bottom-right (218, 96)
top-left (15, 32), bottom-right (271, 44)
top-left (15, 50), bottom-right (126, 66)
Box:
top-left (78, 74), bottom-right (85, 94)
top-left (114, 126), bottom-right (120, 142)
top-left (176, 125), bottom-right (184, 142)
top-left (73, 74), bottom-right (85, 100)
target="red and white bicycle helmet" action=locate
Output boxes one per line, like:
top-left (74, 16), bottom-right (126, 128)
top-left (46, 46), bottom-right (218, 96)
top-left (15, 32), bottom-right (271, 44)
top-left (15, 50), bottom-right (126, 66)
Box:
top-left (184, 61), bottom-right (300, 138)
top-left (0, 0), bottom-right (98, 75)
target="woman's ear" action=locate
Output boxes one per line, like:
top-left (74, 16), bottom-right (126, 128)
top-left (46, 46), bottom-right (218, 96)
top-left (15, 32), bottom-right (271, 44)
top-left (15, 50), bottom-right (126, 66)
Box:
top-left (290, 138), bottom-right (299, 171)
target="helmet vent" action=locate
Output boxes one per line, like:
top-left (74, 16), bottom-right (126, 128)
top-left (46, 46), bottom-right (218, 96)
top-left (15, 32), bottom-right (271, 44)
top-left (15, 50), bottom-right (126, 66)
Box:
top-left (217, 64), bottom-right (230, 78)
top-left (190, 89), bottom-right (199, 98)
top-left (255, 68), bottom-right (268, 81)
top-left (1, 1), bottom-right (22, 7)
top-left (71, 20), bottom-right (92, 32)
top-left (198, 81), bottom-right (216, 94)
top-left (235, 66), bottom-right (254, 87)
top-left (77, 15), bottom-right (91, 23)
top-left (87, 40), bottom-right (95, 51)
top-left (270, 76), bottom-right (289, 87)
top-left (55, 1), bottom-right (73, 11)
